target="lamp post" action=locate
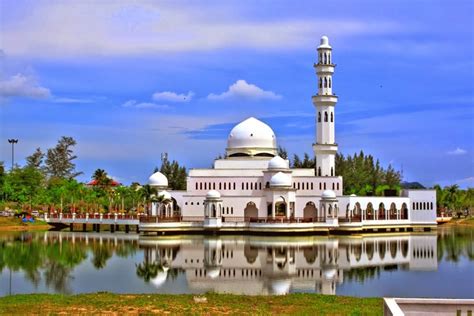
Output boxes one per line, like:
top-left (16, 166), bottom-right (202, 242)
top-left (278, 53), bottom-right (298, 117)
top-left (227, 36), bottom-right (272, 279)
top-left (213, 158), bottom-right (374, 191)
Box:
top-left (7, 139), bottom-right (18, 170)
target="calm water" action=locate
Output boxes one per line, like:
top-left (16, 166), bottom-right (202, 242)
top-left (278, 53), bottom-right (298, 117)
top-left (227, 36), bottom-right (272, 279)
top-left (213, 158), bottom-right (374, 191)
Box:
top-left (0, 227), bottom-right (473, 297)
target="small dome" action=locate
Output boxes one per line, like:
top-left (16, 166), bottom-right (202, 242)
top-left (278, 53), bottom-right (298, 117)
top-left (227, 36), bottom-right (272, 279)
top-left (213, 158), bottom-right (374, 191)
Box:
top-left (318, 35), bottom-right (331, 49)
top-left (158, 190), bottom-right (172, 201)
top-left (206, 267), bottom-right (221, 279)
top-left (270, 279), bottom-right (291, 295)
top-left (323, 268), bottom-right (337, 280)
top-left (270, 172), bottom-right (292, 188)
top-left (322, 190), bottom-right (336, 199)
top-left (149, 171), bottom-right (168, 188)
top-left (206, 190), bottom-right (221, 199)
top-left (268, 156), bottom-right (289, 170)
top-left (227, 117), bottom-right (277, 157)
top-left (350, 194), bottom-right (357, 197)
top-left (150, 271), bottom-right (168, 288)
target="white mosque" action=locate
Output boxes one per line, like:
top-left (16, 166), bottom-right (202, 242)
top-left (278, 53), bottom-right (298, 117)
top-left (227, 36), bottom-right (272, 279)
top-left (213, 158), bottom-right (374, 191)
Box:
top-left (146, 36), bottom-right (437, 234)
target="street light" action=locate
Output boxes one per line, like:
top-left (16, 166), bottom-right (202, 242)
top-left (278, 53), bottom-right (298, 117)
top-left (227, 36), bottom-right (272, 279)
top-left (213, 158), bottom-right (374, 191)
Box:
top-left (7, 139), bottom-right (18, 170)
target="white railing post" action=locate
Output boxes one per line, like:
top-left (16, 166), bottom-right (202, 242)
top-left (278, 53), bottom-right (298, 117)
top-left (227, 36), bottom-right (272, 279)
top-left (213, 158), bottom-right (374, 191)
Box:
top-left (72, 212), bottom-right (76, 221)
top-left (59, 213), bottom-right (63, 221)
top-left (100, 213), bottom-right (103, 222)
top-left (114, 213), bottom-right (118, 223)
top-left (86, 213), bottom-right (89, 222)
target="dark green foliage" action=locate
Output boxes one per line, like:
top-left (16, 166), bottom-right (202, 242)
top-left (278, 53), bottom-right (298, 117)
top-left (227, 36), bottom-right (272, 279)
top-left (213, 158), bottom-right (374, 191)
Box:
top-left (157, 155), bottom-right (187, 190)
top-left (335, 151), bottom-right (402, 196)
top-left (45, 136), bottom-right (82, 180)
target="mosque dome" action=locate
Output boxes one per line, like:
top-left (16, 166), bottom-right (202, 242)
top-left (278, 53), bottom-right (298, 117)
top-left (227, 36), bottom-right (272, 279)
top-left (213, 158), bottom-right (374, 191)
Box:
top-left (158, 190), bottom-right (172, 201)
top-left (226, 117), bottom-right (277, 157)
top-left (270, 279), bottom-right (292, 295)
top-left (149, 171), bottom-right (168, 188)
top-left (270, 172), bottom-right (292, 188)
top-left (206, 267), bottom-right (221, 279)
top-left (323, 268), bottom-right (337, 280)
top-left (268, 156), bottom-right (289, 170)
top-left (150, 271), bottom-right (168, 288)
top-left (322, 190), bottom-right (336, 199)
top-left (318, 35), bottom-right (331, 49)
top-left (206, 190), bottom-right (221, 199)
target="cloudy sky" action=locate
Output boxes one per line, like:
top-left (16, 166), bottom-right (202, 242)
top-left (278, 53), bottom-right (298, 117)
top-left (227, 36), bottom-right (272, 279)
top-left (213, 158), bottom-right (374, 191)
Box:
top-left (0, 0), bottom-right (473, 188)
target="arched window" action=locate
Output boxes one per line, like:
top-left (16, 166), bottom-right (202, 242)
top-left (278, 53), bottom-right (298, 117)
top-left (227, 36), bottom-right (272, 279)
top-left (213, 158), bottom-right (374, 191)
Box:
top-left (319, 182), bottom-right (322, 190)
top-left (246, 183), bottom-right (249, 190)
top-left (318, 112), bottom-right (321, 122)
top-left (319, 78), bottom-right (322, 88)
top-left (233, 183), bottom-right (236, 190)
top-left (332, 183), bottom-right (335, 190)
top-left (241, 183), bottom-right (244, 190)
top-left (318, 167), bottom-right (322, 176)
top-left (331, 167), bottom-right (334, 176)
top-left (330, 112), bottom-right (333, 122)
top-left (219, 183), bottom-right (222, 190)
top-left (324, 182), bottom-right (327, 190)
top-left (195, 183), bottom-right (198, 190)
top-left (324, 53), bottom-right (327, 64)
top-left (199, 183), bottom-right (202, 190)
top-left (329, 77), bottom-right (332, 88)
top-left (266, 181), bottom-right (270, 188)
top-left (324, 112), bottom-right (328, 122)
top-left (204, 182), bottom-right (207, 190)
top-left (224, 182), bottom-right (226, 190)
top-left (324, 77), bottom-right (328, 88)
top-left (213, 183), bottom-right (216, 190)
top-left (250, 182), bottom-right (253, 190)
top-left (336, 183), bottom-right (339, 190)
top-left (328, 53), bottom-right (331, 64)
top-left (430, 202), bottom-right (433, 209)
top-left (259, 182), bottom-right (262, 190)
top-left (311, 183), bottom-right (314, 190)
top-left (297, 182), bottom-right (300, 190)
top-left (319, 53), bottom-right (322, 63)
top-left (412, 202), bottom-right (416, 210)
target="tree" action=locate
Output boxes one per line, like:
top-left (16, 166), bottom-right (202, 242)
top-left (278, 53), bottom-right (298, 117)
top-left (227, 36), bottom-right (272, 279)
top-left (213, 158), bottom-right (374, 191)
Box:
top-left (92, 169), bottom-right (113, 186)
top-left (26, 148), bottom-right (45, 170)
top-left (157, 156), bottom-right (187, 190)
top-left (45, 136), bottom-right (82, 180)
top-left (277, 146), bottom-right (288, 160)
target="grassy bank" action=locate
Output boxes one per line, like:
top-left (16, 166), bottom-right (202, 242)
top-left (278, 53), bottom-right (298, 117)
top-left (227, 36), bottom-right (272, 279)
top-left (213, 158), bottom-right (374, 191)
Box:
top-left (446, 216), bottom-right (474, 228)
top-left (0, 217), bottom-right (52, 231)
top-left (0, 293), bottom-right (383, 315)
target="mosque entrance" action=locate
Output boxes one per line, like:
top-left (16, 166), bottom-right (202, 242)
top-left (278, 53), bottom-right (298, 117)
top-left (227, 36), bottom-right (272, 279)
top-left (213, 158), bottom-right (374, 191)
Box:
top-left (275, 202), bottom-right (287, 217)
top-left (244, 202), bottom-right (258, 220)
top-left (303, 202), bottom-right (317, 220)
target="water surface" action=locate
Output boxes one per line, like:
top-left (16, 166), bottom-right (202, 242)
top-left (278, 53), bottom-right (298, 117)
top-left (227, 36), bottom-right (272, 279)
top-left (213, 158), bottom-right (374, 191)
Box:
top-left (0, 227), bottom-right (473, 297)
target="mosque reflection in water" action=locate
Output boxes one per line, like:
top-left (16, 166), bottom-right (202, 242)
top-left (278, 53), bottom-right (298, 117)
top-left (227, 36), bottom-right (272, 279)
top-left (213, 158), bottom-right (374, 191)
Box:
top-left (0, 231), bottom-right (443, 296)
top-left (138, 234), bottom-right (437, 295)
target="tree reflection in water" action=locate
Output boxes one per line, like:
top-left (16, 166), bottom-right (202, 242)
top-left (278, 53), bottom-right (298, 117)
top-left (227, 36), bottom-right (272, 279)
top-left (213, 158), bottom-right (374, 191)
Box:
top-left (0, 227), bottom-right (472, 296)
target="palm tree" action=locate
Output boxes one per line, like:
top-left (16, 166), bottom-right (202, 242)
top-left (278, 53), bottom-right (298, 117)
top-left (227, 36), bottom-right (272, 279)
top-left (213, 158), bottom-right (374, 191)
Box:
top-left (92, 169), bottom-right (112, 186)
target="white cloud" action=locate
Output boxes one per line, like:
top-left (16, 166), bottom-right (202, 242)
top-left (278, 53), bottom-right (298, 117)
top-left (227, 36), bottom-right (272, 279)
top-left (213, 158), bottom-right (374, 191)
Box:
top-left (1, 2), bottom-right (405, 57)
top-left (208, 80), bottom-right (281, 101)
top-left (0, 73), bottom-right (50, 99)
top-left (152, 91), bottom-right (194, 102)
top-left (52, 97), bottom-right (94, 104)
top-left (122, 99), bottom-right (169, 109)
top-left (447, 147), bottom-right (467, 155)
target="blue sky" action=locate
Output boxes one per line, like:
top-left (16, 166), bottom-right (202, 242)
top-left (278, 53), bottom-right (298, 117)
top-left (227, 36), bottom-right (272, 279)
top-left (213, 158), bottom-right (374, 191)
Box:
top-left (0, 0), bottom-right (473, 188)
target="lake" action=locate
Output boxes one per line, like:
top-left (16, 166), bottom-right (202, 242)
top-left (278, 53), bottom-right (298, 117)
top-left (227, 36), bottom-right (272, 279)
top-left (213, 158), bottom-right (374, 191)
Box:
top-left (0, 227), bottom-right (473, 297)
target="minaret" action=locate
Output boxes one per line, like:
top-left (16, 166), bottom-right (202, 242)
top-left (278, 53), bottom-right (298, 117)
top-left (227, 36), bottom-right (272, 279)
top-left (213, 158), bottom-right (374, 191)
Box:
top-left (313, 36), bottom-right (338, 177)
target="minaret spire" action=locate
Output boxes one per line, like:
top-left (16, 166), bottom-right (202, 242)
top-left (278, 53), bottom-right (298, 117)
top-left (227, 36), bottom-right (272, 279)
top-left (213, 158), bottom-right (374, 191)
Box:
top-left (313, 36), bottom-right (338, 177)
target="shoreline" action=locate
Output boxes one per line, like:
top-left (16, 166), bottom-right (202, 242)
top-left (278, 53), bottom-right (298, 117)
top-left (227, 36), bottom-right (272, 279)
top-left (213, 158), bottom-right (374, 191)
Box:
top-left (0, 293), bottom-right (382, 315)
top-left (0, 217), bottom-right (52, 232)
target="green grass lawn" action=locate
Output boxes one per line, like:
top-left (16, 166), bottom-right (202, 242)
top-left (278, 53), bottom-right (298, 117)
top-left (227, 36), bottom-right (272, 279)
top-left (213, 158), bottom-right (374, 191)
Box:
top-left (0, 293), bottom-right (383, 315)
top-left (0, 217), bottom-right (51, 230)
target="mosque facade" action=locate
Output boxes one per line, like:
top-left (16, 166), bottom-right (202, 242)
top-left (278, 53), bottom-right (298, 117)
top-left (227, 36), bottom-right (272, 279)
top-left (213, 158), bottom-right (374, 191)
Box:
top-left (147, 36), bottom-right (437, 234)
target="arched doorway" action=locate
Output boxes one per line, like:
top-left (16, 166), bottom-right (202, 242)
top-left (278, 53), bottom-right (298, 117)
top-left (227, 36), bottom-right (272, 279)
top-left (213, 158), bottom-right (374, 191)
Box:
top-left (275, 202), bottom-right (287, 217)
top-left (244, 202), bottom-right (258, 220)
top-left (303, 202), bottom-right (317, 221)
top-left (378, 203), bottom-right (385, 220)
top-left (353, 202), bottom-right (361, 220)
top-left (366, 203), bottom-right (374, 220)
top-left (389, 203), bottom-right (397, 219)
top-left (401, 203), bottom-right (408, 219)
